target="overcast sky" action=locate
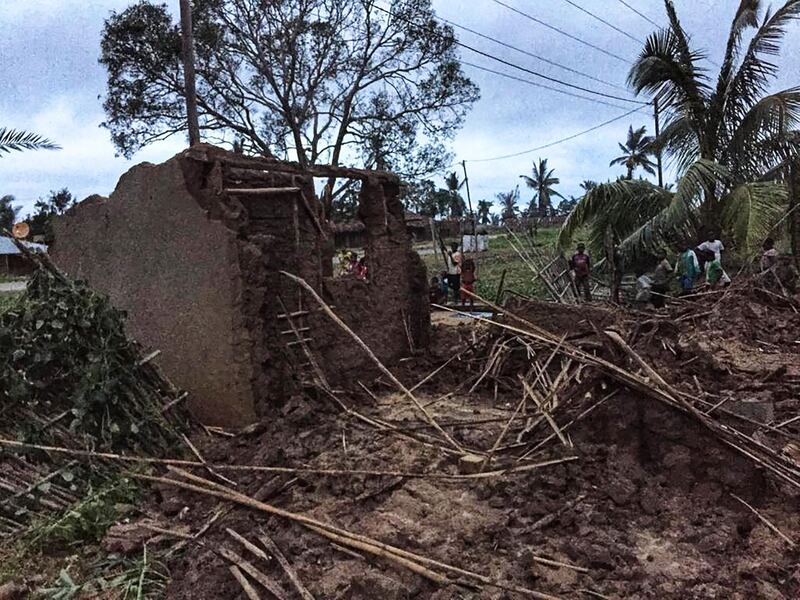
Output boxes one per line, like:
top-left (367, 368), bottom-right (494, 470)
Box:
top-left (1, 0), bottom-right (799, 216)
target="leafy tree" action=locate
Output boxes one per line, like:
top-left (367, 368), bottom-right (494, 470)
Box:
top-left (610, 125), bottom-right (656, 180)
top-left (520, 158), bottom-right (564, 218)
top-left (496, 187), bottom-right (520, 223)
top-left (477, 200), bottom-right (492, 225)
top-left (330, 186), bottom-right (360, 221)
top-left (401, 179), bottom-right (450, 218)
top-left (0, 195), bottom-right (21, 231)
top-left (560, 0), bottom-right (800, 259)
top-left (0, 128), bottom-right (60, 156)
top-left (555, 196), bottom-right (579, 218)
top-left (27, 188), bottom-right (76, 243)
top-left (100, 0), bottom-right (479, 185)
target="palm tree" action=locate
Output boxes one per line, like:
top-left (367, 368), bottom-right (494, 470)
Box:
top-left (520, 158), bottom-right (564, 218)
top-left (0, 128), bottom-right (60, 155)
top-left (560, 0), bottom-right (800, 259)
top-left (444, 172), bottom-right (465, 217)
top-left (477, 200), bottom-right (492, 225)
top-left (580, 180), bottom-right (598, 194)
top-left (496, 187), bottom-right (520, 223)
top-left (610, 125), bottom-right (657, 180)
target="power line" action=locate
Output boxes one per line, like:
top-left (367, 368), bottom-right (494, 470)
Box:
top-left (462, 61), bottom-right (631, 110)
top-left (434, 12), bottom-right (629, 92)
top-left (467, 104), bottom-right (651, 163)
top-left (490, 0), bottom-right (630, 64)
top-left (372, 4), bottom-right (648, 105)
top-left (615, 0), bottom-right (662, 29)
top-left (559, 0), bottom-right (643, 44)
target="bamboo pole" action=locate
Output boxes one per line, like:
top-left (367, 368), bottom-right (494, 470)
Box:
top-left (0, 436), bottom-right (562, 480)
top-left (136, 468), bottom-right (561, 599)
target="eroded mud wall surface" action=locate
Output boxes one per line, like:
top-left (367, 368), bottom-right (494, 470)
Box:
top-left (51, 156), bottom-right (255, 427)
top-left (315, 177), bottom-right (430, 380)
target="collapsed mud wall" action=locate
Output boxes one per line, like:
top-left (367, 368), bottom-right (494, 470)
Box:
top-left (51, 145), bottom-right (429, 427)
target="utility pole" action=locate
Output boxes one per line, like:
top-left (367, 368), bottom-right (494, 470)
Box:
top-left (653, 96), bottom-right (663, 188)
top-left (179, 0), bottom-right (200, 146)
top-left (461, 160), bottom-right (477, 239)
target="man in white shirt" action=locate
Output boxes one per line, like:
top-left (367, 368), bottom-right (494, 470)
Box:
top-left (698, 236), bottom-right (724, 262)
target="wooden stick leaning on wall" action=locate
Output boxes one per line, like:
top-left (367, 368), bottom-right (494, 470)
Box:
top-left (279, 271), bottom-right (464, 453)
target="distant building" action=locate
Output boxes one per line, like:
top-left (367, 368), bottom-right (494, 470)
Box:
top-left (0, 237), bottom-right (47, 276)
top-left (333, 210), bottom-right (431, 248)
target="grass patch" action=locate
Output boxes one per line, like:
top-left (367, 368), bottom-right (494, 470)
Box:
top-left (0, 291), bottom-right (21, 313)
top-left (422, 228), bottom-right (561, 301)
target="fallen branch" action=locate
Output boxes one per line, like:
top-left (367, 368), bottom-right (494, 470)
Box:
top-left (229, 565), bottom-right (262, 600)
top-left (731, 494), bottom-right (796, 547)
top-left (258, 532), bottom-right (316, 600)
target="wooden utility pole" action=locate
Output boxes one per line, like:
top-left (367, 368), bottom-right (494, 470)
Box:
top-left (179, 0), bottom-right (201, 146)
top-left (461, 160), bottom-right (477, 239)
top-left (653, 96), bottom-right (663, 188)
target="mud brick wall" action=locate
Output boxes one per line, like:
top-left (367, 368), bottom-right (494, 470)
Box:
top-left (51, 145), bottom-right (429, 427)
top-left (314, 177), bottom-right (429, 378)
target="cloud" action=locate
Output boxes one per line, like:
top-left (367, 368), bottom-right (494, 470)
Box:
top-left (0, 95), bottom-right (185, 214)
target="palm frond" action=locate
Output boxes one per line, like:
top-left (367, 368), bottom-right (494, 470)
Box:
top-left (724, 88), bottom-right (800, 179)
top-left (558, 179), bottom-right (672, 252)
top-left (721, 181), bottom-right (788, 252)
top-left (651, 113), bottom-right (700, 174)
top-left (0, 128), bottom-right (61, 155)
top-left (617, 159), bottom-right (730, 260)
top-left (726, 1), bottom-right (800, 126)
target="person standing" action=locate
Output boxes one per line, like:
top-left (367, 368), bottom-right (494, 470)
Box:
top-left (677, 245), bottom-right (700, 293)
top-left (698, 235), bottom-right (725, 262)
top-left (460, 258), bottom-right (477, 308)
top-left (569, 243), bottom-right (592, 302)
top-left (446, 242), bottom-right (462, 303)
top-left (651, 249), bottom-right (673, 308)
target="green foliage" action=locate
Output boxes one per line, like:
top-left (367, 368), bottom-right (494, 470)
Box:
top-left (26, 188), bottom-right (76, 243)
top-left (477, 200), bottom-right (493, 225)
top-left (1, 194), bottom-right (21, 230)
top-left (0, 128), bottom-right (60, 155)
top-left (402, 179), bottom-right (451, 218)
top-left (562, 0), bottom-right (800, 259)
top-left (0, 265), bottom-right (184, 452)
top-left (27, 477), bottom-right (139, 549)
top-left (0, 292), bottom-right (20, 313)
top-left (99, 0), bottom-right (479, 177)
top-left (37, 545), bottom-right (170, 600)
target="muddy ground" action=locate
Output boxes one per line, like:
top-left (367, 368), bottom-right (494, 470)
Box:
top-left (127, 284), bottom-right (800, 599)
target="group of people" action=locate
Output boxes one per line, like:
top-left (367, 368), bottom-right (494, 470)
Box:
top-left (568, 233), bottom-right (781, 307)
top-left (429, 242), bottom-right (478, 307)
top-left (337, 250), bottom-right (369, 281)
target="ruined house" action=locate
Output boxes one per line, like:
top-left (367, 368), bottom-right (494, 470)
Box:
top-left (51, 145), bottom-right (429, 427)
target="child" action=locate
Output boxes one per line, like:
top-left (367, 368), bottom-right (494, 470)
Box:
top-left (439, 271), bottom-right (450, 300)
top-left (635, 268), bottom-right (654, 306)
top-left (460, 258), bottom-right (477, 308)
top-left (429, 276), bottom-right (446, 304)
top-left (677, 245), bottom-right (700, 293)
top-left (705, 250), bottom-right (730, 288)
top-left (569, 243), bottom-right (592, 302)
top-left (356, 256), bottom-right (368, 281)
top-left (446, 242), bottom-right (462, 303)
